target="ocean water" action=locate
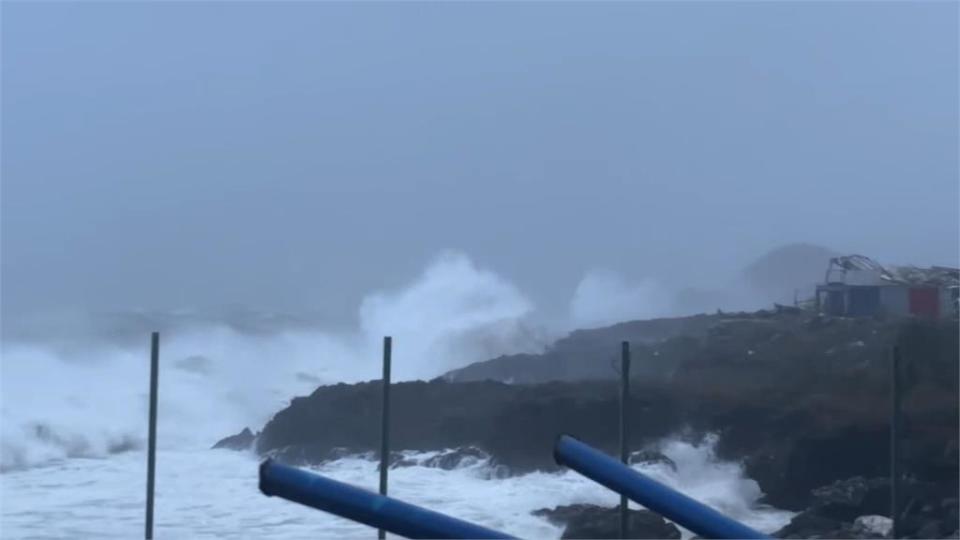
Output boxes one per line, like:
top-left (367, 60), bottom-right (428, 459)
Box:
top-left (1, 254), bottom-right (792, 538)
top-left (0, 441), bottom-right (792, 539)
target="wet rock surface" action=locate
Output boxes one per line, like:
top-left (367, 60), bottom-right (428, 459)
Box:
top-left (245, 311), bottom-right (957, 527)
top-left (211, 427), bottom-right (256, 451)
top-left (809, 476), bottom-right (891, 522)
top-left (386, 447), bottom-right (495, 471)
top-left (422, 447), bottom-right (489, 470)
top-left (628, 449), bottom-right (677, 472)
top-left (774, 476), bottom-right (959, 539)
top-left (534, 504), bottom-right (681, 539)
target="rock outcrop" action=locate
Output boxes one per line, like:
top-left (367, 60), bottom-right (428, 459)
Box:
top-left (212, 427), bottom-right (256, 451)
top-left (774, 476), bottom-right (959, 539)
top-left (443, 314), bottom-right (717, 384)
top-left (629, 449), bottom-right (677, 472)
top-left (247, 311), bottom-right (957, 526)
top-left (256, 378), bottom-right (684, 473)
top-left (534, 504), bottom-right (682, 539)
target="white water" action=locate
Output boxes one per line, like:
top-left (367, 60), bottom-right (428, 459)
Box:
top-left (1, 253), bottom-right (545, 471)
top-left (1, 252), bottom-right (792, 538)
top-left (570, 270), bottom-right (672, 329)
top-left (1, 442), bottom-right (792, 539)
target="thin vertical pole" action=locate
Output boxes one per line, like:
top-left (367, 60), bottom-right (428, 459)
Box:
top-left (620, 341), bottom-right (631, 539)
top-left (145, 332), bottom-right (159, 540)
top-left (890, 346), bottom-right (901, 539)
top-left (378, 336), bottom-right (392, 540)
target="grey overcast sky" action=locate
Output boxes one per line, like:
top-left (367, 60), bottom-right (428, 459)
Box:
top-left (2, 1), bottom-right (958, 323)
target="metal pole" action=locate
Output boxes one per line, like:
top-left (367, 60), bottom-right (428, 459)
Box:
top-left (620, 341), bottom-right (631, 539)
top-left (891, 346), bottom-right (901, 539)
top-left (379, 336), bottom-right (392, 540)
top-left (145, 332), bottom-right (159, 540)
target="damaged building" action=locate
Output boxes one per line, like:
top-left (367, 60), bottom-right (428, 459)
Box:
top-left (815, 255), bottom-right (959, 319)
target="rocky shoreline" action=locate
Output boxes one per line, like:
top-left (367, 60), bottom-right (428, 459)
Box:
top-left (216, 310), bottom-right (958, 538)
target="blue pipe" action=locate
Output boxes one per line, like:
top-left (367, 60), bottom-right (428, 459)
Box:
top-left (259, 459), bottom-right (514, 539)
top-left (553, 435), bottom-right (768, 539)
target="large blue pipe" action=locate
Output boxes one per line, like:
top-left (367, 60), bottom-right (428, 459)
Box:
top-left (554, 435), bottom-right (768, 540)
top-left (259, 459), bottom-right (514, 539)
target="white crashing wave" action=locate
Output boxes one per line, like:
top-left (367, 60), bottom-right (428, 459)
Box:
top-left (0, 250), bottom-right (792, 538)
top-left (0, 435), bottom-right (793, 539)
top-left (1, 252), bottom-right (544, 471)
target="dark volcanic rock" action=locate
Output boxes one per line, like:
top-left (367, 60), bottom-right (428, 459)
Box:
top-left (256, 313), bottom-right (958, 514)
top-left (774, 510), bottom-right (845, 538)
top-left (937, 499), bottom-right (960, 536)
top-left (774, 512), bottom-right (892, 539)
top-left (912, 519), bottom-right (949, 539)
top-left (534, 504), bottom-right (681, 539)
top-left (388, 448), bottom-right (495, 470)
top-left (774, 474), bottom-right (957, 539)
top-left (709, 319), bottom-right (958, 510)
top-left (810, 477), bottom-right (890, 521)
top-left (443, 315), bottom-right (718, 384)
top-left (256, 379), bottom-right (683, 473)
top-left (737, 428), bottom-right (892, 510)
top-left (629, 449), bottom-right (677, 472)
top-left (212, 428), bottom-right (256, 451)
top-left (423, 447), bottom-right (489, 470)
top-left (389, 452), bottom-right (419, 469)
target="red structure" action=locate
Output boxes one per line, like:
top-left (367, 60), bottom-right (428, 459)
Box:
top-left (815, 255), bottom-right (958, 319)
top-left (908, 287), bottom-right (940, 319)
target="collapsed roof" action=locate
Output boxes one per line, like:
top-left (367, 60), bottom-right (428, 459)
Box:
top-left (827, 255), bottom-right (959, 287)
